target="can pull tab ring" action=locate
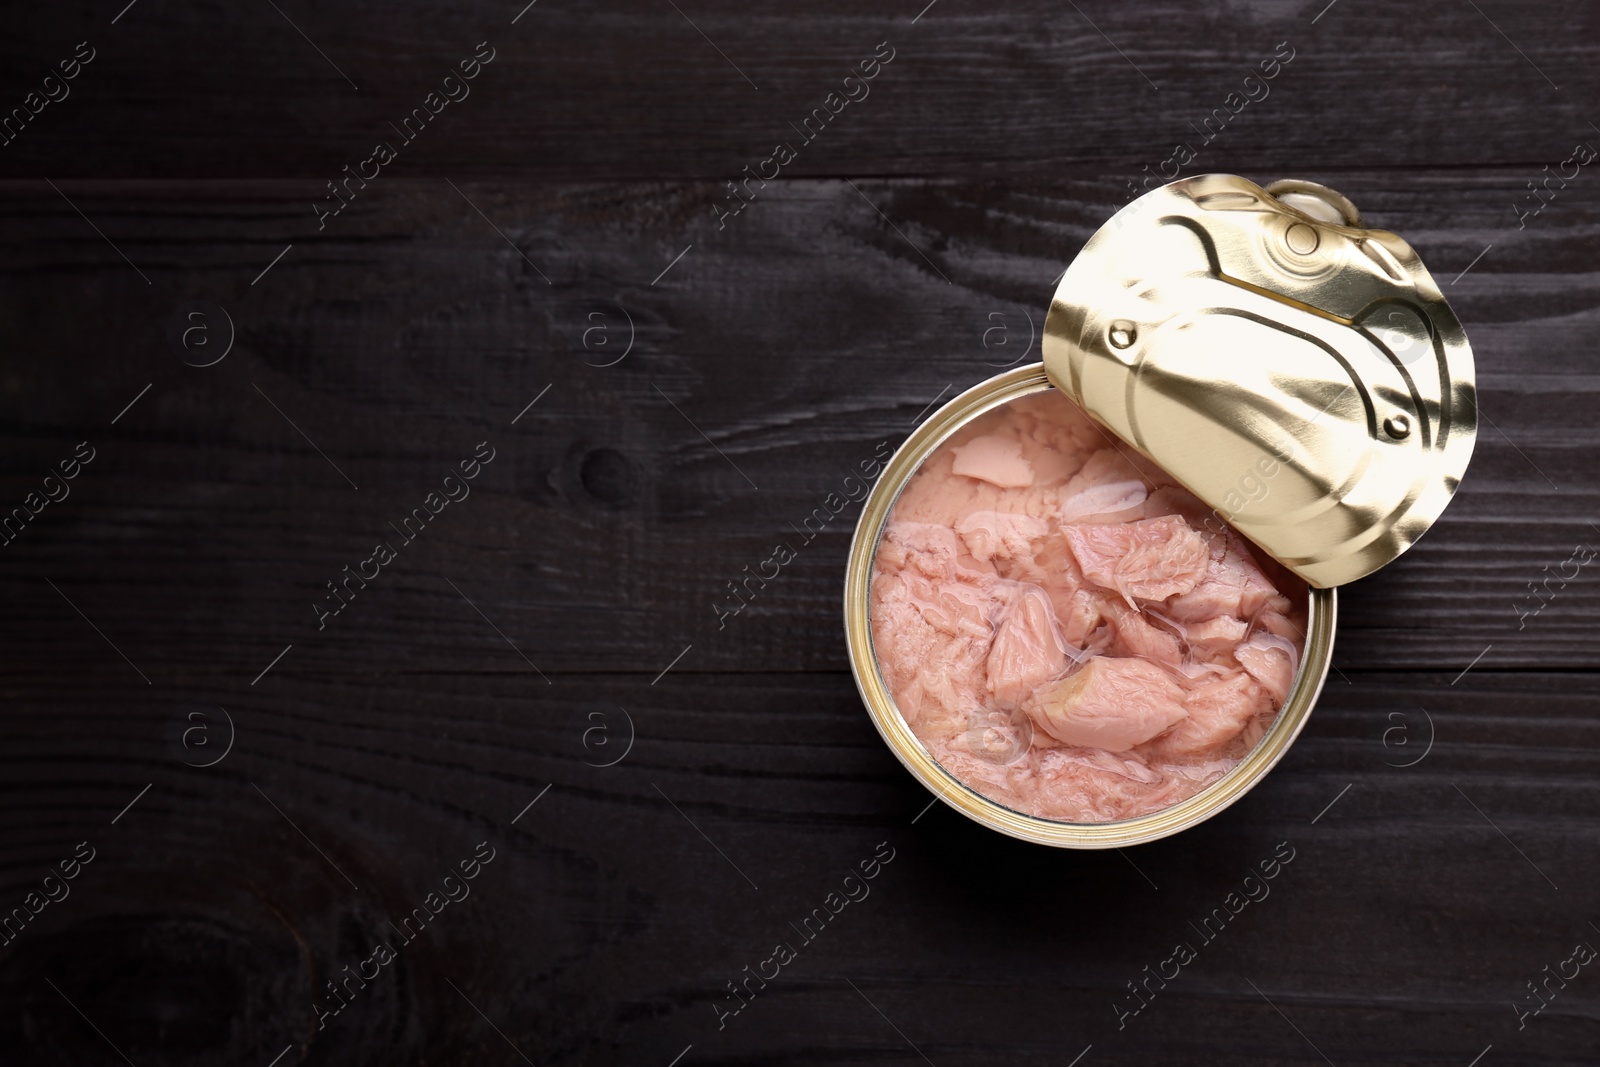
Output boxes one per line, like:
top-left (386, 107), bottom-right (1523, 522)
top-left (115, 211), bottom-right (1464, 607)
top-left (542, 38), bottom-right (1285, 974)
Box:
top-left (1264, 179), bottom-right (1363, 228)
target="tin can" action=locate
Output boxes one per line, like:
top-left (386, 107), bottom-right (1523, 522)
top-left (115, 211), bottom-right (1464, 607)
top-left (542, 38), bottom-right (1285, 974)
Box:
top-left (844, 175), bottom-right (1476, 848)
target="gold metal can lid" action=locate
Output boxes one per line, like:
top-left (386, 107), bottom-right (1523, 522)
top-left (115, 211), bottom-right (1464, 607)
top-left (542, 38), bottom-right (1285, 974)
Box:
top-left (1042, 173), bottom-right (1478, 589)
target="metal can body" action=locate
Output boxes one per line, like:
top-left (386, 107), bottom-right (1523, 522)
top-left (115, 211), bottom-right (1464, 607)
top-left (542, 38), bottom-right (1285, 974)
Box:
top-left (844, 364), bottom-right (1336, 848)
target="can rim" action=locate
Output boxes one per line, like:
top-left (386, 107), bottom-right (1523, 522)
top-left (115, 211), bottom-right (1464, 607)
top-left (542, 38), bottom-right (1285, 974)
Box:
top-left (844, 363), bottom-right (1337, 848)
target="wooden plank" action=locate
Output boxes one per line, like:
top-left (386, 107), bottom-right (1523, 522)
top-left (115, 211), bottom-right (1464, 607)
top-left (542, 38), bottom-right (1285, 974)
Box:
top-left (1, 2), bottom-right (1597, 178)
top-left (0, 668), bottom-right (1594, 1062)
top-left (0, 173), bottom-right (1596, 675)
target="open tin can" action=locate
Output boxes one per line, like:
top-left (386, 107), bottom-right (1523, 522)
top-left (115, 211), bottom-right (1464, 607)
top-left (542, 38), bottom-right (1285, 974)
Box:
top-left (844, 174), bottom-right (1477, 847)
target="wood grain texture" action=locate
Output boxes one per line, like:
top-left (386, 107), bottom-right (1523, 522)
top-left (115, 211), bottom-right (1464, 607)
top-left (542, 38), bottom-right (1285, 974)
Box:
top-left (3, 0), bottom-right (1600, 1063)
top-left (1, 1), bottom-right (1598, 179)
top-left (0, 173), bottom-right (1596, 677)
top-left (1, 670), bottom-right (1598, 1064)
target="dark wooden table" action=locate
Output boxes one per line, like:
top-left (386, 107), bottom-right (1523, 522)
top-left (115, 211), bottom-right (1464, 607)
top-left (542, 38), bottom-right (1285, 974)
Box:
top-left (3, 1), bottom-right (1598, 1064)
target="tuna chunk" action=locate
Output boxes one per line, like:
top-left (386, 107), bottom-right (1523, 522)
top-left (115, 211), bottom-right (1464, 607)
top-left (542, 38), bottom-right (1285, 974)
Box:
top-left (956, 511), bottom-right (1049, 564)
top-left (1065, 515), bottom-right (1211, 606)
top-left (1165, 532), bottom-right (1284, 623)
top-left (1051, 585), bottom-right (1109, 649)
top-left (1106, 604), bottom-right (1183, 667)
top-left (870, 523), bottom-right (1001, 737)
top-left (876, 521), bottom-right (968, 581)
top-left (1028, 657), bottom-right (1189, 751)
top-left (1059, 480), bottom-right (1148, 523)
top-left (991, 532), bottom-right (1108, 646)
top-left (951, 434), bottom-right (1034, 488)
top-left (1147, 671), bottom-right (1272, 759)
top-left (986, 586), bottom-right (1072, 707)
top-left (1057, 448), bottom-right (1153, 522)
top-left (1235, 633), bottom-right (1299, 704)
top-left (1185, 614), bottom-right (1250, 657)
